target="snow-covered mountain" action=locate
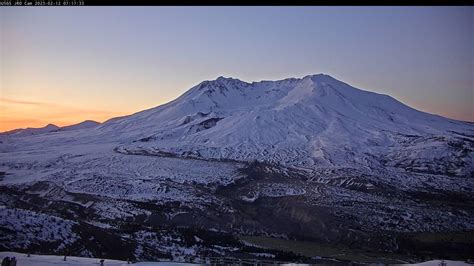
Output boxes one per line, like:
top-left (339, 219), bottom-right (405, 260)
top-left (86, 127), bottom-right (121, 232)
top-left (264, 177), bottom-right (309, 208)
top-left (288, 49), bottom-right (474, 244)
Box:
top-left (2, 74), bottom-right (472, 176)
top-left (93, 74), bottom-right (472, 176)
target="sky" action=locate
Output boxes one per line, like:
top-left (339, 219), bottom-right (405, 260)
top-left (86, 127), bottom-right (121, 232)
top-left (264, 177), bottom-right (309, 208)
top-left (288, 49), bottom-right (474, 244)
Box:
top-left (1, 7), bottom-right (473, 131)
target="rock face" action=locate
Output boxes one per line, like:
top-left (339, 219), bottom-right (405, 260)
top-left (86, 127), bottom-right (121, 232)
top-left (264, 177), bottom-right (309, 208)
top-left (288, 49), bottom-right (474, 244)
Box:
top-left (0, 74), bottom-right (473, 262)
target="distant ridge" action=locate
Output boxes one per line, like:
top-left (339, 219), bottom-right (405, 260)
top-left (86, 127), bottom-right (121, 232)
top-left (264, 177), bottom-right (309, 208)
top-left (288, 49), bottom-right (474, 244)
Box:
top-left (1, 120), bottom-right (100, 136)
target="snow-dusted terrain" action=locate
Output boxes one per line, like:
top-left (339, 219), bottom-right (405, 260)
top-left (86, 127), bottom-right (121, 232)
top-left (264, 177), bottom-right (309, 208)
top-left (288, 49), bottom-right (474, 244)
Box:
top-left (0, 74), bottom-right (473, 262)
top-left (0, 252), bottom-right (471, 266)
top-left (0, 252), bottom-right (197, 266)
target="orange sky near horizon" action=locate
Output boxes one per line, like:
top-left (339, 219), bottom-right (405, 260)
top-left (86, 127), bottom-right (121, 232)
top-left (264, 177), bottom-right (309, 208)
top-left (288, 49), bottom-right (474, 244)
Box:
top-left (0, 97), bottom-right (133, 132)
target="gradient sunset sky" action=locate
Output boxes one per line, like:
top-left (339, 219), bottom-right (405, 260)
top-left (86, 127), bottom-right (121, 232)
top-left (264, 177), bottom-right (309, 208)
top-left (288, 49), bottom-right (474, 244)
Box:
top-left (1, 7), bottom-right (473, 131)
